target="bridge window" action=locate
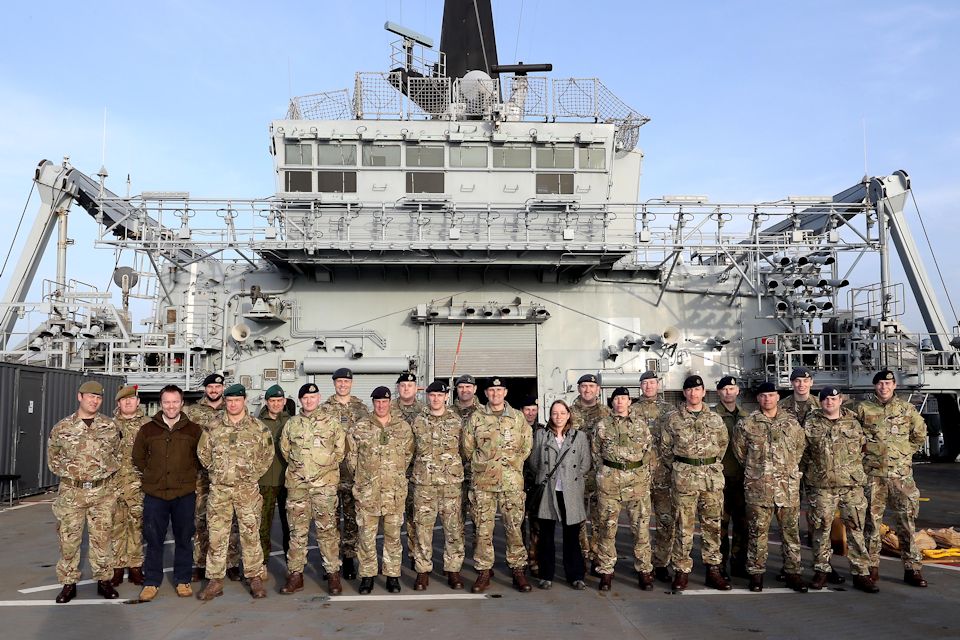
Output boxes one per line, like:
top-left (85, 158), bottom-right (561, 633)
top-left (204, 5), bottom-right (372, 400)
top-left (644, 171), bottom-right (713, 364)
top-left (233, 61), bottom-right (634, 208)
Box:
top-left (284, 143), bottom-right (313, 166)
top-left (450, 145), bottom-right (488, 168)
top-left (536, 173), bottom-right (574, 195)
top-left (317, 171), bottom-right (358, 193)
top-left (406, 172), bottom-right (444, 193)
top-left (493, 145), bottom-right (531, 168)
top-left (536, 145), bottom-right (575, 169)
top-left (579, 145), bottom-right (606, 169)
top-left (317, 143), bottom-right (357, 166)
top-left (284, 170), bottom-right (312, 192)
top-left (361, 144), bottom-right (401, 167)
top-left (406, 145), bottom-right (444, 168)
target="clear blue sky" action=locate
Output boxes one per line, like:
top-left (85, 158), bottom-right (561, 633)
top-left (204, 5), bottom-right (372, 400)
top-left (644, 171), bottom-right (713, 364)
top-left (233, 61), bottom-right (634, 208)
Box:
top-left (1, 0), bottom-right (957, 332)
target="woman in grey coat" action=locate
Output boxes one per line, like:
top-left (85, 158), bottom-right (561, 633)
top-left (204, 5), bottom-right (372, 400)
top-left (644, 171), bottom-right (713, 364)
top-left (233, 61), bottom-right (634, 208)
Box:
top-left (529, 399), bottom-right (592, 589)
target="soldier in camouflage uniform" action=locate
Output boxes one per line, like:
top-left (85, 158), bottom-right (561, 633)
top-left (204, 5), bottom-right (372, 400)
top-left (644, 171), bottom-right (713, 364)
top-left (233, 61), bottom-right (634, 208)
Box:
top-left (109, 385), bottom-right (146, 587)
top-left (629, 371), bottom-right (674, 582)
top-left (346, 386), bottom-right (414, 594)
top-left (779, 367), bottom-right (820, 425)
top-left (857, 369), bottom-right (928, 588)
top-left (322, 367), bottom-right (369, 580)
top-left (569, 373), bottom-right (610, 572)
top-left (452, 374), bottom-right (481, 545)
top-left (464, 376), bottom-right (534, 593)
top-left (184, 373), bottom-right (240, 582)
top-left (279, 383), bottom-right (346, 595)
top-left (257, 385), bottom-right (291, 564)
top-left (394, 372), bottom-right (425, 567)
top-left (411, 381), bottom-right (466, 590)
top-left (196, 384), bottom-right (274, 600)
top-left (47, 381), bottom-right (122, 603)
top-left (594, 387), bottom-right (653, 591)
top-left (713, 375), bottom-right (748, 580)
top-left (660, 375), bottom-right (731, 591)
top-left (732, 382), bottom-right (807, 593)
top-left (801, 386), bottom-right (877, 592)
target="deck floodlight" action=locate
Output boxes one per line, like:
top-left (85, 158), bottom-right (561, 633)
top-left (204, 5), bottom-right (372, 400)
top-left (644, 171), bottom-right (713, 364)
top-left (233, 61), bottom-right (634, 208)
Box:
top-left (29, 337), bottom-right (44, 352)
top-left (62, 324), bottom-right (81, 338)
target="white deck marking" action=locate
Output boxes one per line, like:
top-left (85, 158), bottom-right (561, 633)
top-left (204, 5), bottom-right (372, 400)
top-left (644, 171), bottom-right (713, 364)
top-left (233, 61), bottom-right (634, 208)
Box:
top-left (679, 588), bottom-right (835, 596)
top-left (323, 593), bottom-right (488, 602)
top-left (0, 599), bottom-right (127, 606)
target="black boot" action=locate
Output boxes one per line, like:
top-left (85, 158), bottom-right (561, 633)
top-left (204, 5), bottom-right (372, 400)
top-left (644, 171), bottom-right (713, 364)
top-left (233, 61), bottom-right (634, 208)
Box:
top-left (358, 576), bottom-right (374, 594)
top-left (342, 557), bottom-right (357, 580)
top-left (386, 576), bottom-right (401, 593)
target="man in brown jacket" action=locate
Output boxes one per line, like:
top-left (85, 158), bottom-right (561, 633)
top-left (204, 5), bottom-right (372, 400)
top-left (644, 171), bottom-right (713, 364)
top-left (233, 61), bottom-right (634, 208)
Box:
top-left (132, 385), bottom-right (203, 601)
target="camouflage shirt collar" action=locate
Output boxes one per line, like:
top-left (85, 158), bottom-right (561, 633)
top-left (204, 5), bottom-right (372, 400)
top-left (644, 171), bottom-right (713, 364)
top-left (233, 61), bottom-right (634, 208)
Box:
top-left (113, 407), bottom-right (146, 420)
top-left (480, 402), bottom-right (519, 419)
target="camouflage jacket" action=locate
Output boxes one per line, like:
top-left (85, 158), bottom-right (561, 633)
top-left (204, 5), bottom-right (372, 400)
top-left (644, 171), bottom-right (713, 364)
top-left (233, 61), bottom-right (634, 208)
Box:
top-left (184, 397), bottom-right (223, 428)
top-left (346, 413), bottom-right (414, 514)
top-left (801, 408), bottom-right (866, 489)
top-left (197, 412), bottom-right (274, 486)
top-left (257, 407), bottom-right (290, 487)
top-left (452, 397), bottom-right (481, 423)
top-left (280, 407), bottom-right (345, 489)
top-left (411, 409), bottom-right (464, 485)
top-left (113, 407), bottom-right (148, 479)
top-left (630, 398), bottom-right (672, 468)
top-left (714, 402), bottom-right (746, 478)
top-left (570, 398), bottom-right (611, 440)
top-left (321, 395), bottom-right (369, 484)
top-left (732, 410), bottom-right (805, 507)
top-left (592, 412), bottom-right (652, 466)
top-left (660, 404), bottom-right (728, 463)
top-left (463, 403), bottom-right (532, 492)
top-left (391, 398), bottom-right (426, 425)
top-left (855, 395), bottom-right (926, 478)
top-left (778, 394), bottom-right (820, 426)
top-left (47, 412), bottom-right (121, 483)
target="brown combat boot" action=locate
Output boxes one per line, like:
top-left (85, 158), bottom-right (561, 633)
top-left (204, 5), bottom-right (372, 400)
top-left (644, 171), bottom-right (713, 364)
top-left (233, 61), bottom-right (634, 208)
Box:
top-left (110, 568), bottom-right (125, 587)
top-left (705, 565), bottom-right (732, 591)
top-left (904, 570), bottom-right (928, 588)
top-left (638, 572), bottom-right (654, 591)
top-left (97, 580), bottom-right (119, 599)
top-left (414, 572), bottom-right (430, 591)
top-left (671, 571), bottom-right (689, 591)
top-left (128, 566), bottom-right (144, 585)
top-left (327, 571), bottom-right (343, 595)
top-left (191, 567), bottom-right (205, 583)
top-left (785, 573), bottom-right (808, 593)
top-left (249, 576), bottom-right (267, 599)
top-left (868, 566), bottom-right (879, 582)
top-left (512, 568), bottom-right (532, 592)
top-left (446, 571), bottom-right (464, 590)
top-left (599, 573), bottom-right (613, 591)
top-left (471, 569), bottom-right (492, 593)
top-left (280, 571), bottom-right (303, 594)
top-left (853, 574), bottom-right (880, 593)
top-left (810, 571), bottom-right (829, 590)
top-left (55, 583), bottom-right (77, 604)
top-left (198, 578), bottom-right (224, 601)
top-left (749, 574), bottom-right (763, 592)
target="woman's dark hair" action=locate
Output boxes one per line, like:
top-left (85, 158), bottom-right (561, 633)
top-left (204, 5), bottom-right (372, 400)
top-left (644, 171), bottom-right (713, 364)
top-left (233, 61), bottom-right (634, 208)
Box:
top-left (546, 399), bottom-right (573, 434)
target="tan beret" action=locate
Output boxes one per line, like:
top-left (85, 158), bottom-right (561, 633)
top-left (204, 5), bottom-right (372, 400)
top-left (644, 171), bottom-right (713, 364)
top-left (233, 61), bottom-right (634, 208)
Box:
top-left (115, 385), bottom-right (139, 402)
top-left (78, 381), bottom-right (104, 396)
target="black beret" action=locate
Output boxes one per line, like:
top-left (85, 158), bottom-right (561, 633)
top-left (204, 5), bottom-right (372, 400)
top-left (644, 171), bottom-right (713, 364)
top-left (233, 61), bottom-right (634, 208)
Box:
top-left (298, 383), bottom-right (319, 398)
top-left (756, 382), bottom-right (778, 394)
top-left (639, 371), bottom-right (658, 382)
top-left (610, 387), bottom-right (631, 398)
top-left (454, 374), bottom-right (476, 386)
top-left (202, 373), bottom-right (225, 387)
top-left (331, 368), bottom-right (353, 380)
top-left (682, 375), bottom-right (704, 390)
top-left (223, 383), bottom-right (246, 397)
top-left (519, 395), bottom-right (538, 408)
top-left (396, 372), bottom-right (417, 384)
top-left (577, 374), bottom-right (599, 385)
top-left (425, 380), bottom-right (449, 394)
top-left (716, 375), bottom-right (738, 390)
top-left (819, 386), bottom-right (841, 400)
top-left (873, 369), bottom-right (896, 384)
top-left (487, 377), bottom-right (506, 388)
top-left (790, 368), bottom-right (812, 381)
top-left (371, 386), bottom-right (392, 400)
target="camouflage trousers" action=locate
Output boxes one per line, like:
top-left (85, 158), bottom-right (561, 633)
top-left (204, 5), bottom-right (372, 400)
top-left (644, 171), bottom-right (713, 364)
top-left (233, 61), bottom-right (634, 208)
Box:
top-left (53, 483), bottom-right (115, 583)
top-left (671, 478), bottom-right (723, 573)
top-left (577, 476), bottom-right (599, 563)
top-left (111, 474), bottom-right (144, 568)
top-left (808, 486), bottom-right (869, 575)
top-left (650, 470), bottom-right (675, 569)
top-left (258, 484), bottom-right (289, 563)
top-left (412, 483), bottom-right (464, 573)
top-left (745, 503), bottom-right (801, 575)
top-left (471, 488), bottom-right (527, 571)
top-left (357, 509), bottom-right (404, 578)
top-left (864, 475), bottom-right (923, 571)
top-left (285, 485), bottom-right (341, 574)
top-left (205, 482), bottom-right (264, 580)
top-left (595, 472), bottom-right (652, 574)
top-left (194, 472), bottom-right (240, 569)
top-left (338, 479), bottom-right (358, 559)
top-left (720, 474), bottom-right (747, 572)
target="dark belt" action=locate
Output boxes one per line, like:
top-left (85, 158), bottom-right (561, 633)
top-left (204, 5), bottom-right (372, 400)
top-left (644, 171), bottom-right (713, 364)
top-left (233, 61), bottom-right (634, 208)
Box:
top-left (603, 459), bottom-right (644, 471)
top-left (674, 456), bottom-right (718, 467)
top-left (60, 476), bottom-right (112, 489)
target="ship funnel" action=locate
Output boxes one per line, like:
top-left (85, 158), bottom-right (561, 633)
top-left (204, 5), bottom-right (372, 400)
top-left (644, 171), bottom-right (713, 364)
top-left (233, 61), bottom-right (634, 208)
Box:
top-left (661, 326), bottom-right (680, 345)
top-left (230, 323), bottom-right (251, 343)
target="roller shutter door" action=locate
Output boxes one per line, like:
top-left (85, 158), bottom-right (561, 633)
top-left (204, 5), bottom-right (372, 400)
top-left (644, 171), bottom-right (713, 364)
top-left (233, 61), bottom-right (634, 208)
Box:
top-left (434, 324), bottom-right (536, 378)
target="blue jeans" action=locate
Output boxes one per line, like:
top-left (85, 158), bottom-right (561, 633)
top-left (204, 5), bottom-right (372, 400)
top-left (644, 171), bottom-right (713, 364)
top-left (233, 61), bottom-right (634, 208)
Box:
top-left (143, 493), bottom-right (196, 586)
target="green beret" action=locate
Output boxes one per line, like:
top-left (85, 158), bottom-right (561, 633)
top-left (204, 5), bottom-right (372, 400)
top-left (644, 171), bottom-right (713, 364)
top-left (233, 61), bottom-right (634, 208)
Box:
top-left (223, 384), bottom-right (246, 397)
top-left (115, 385), bottom-right (139, 401)
top-left (264, 384), bottom-right (285, 399)
top-left (78, 381), bottom-right (104, 396)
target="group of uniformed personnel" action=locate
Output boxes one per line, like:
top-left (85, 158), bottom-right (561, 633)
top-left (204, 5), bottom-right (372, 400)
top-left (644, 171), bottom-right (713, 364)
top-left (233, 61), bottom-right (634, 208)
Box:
top-left (47, 363), bottom-right (929, 601)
